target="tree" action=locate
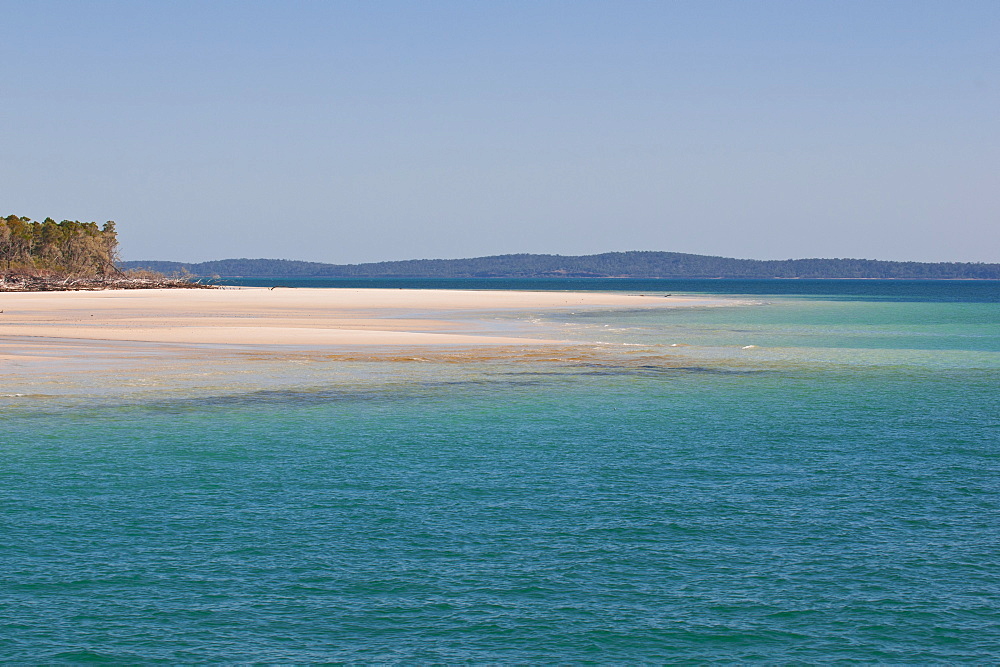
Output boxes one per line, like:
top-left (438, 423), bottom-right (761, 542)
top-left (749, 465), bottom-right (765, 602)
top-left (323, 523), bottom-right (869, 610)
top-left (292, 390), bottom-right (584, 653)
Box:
top-left (1, 214), bottom-right (121, 276)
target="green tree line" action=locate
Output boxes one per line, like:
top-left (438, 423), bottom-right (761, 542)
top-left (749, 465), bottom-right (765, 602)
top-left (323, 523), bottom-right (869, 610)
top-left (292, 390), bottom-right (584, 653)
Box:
top-left (123, 251), bottom-right (1000, 280)
top-left (2, 214), bottom-right (120, 276)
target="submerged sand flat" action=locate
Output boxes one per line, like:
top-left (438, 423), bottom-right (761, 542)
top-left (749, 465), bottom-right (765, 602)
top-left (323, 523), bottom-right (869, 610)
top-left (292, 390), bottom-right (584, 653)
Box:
top-left (0, 287), bottom-right (724, 351)
top-left (0, 287), bottom-right (737, 400)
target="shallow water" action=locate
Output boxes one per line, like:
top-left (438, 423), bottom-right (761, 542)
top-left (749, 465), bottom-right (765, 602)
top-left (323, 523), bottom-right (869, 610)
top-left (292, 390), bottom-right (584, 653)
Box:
top-left (2, 282), bottom-right (999, 662)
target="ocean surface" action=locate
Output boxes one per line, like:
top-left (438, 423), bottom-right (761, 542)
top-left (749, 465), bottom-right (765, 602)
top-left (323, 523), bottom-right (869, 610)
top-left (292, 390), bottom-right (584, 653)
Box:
top-left (3, 279), bottom-right (999, 662)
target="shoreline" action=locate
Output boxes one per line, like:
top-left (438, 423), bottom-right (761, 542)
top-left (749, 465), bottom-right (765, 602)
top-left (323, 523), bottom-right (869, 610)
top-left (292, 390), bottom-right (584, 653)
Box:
top-left (0, 287), bottom-right (739, 400)
top-left (0, 287), bottom-right (730, 351)
top-left (0, 274), bottom-right (211, 292)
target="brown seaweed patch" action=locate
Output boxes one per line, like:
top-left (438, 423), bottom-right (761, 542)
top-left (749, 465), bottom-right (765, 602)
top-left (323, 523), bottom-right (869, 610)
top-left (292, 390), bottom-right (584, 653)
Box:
top-left (226, 343), bottom-right (794, 378)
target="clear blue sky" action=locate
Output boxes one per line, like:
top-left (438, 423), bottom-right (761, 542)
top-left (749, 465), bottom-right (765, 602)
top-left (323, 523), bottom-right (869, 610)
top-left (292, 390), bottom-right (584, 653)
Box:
top-left (2, 0), bottom-right (997, 263)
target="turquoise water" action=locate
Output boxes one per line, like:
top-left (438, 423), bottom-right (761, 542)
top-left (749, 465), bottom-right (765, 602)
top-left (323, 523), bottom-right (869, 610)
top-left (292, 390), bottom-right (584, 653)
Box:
top-left (2, 282), bottom-right (999, 662)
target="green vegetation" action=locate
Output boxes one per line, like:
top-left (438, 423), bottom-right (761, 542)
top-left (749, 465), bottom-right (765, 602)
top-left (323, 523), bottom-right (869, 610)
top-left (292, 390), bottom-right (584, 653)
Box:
top-left (1, 214), bottom-right (208, 290)
top-left (1, 214), bottom-right (119, 276)
top-left (122, 251), bottom-right (1000, 280)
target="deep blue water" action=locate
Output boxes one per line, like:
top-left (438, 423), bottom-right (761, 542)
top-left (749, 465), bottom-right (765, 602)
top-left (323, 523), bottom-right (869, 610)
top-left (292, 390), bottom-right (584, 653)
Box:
top-left (214, 276), bottom-right (1000, 302)
top-left (2, 280), bottom-right (998, 662)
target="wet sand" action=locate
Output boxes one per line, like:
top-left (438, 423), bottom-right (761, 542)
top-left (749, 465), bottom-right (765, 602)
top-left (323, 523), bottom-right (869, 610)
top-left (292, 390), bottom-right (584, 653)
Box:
top-left (0, 287), bottom-right (723, 352)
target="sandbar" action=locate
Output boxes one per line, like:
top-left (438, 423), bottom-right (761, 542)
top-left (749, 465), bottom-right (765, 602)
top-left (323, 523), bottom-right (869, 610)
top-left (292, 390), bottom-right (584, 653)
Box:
top-left (0, 287), bottom-right (723, 353)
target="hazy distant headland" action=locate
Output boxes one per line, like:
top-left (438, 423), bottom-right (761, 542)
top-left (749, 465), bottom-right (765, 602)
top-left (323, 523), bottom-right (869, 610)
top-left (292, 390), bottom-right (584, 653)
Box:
top-left (122, 251), bottom-right (1000, 280)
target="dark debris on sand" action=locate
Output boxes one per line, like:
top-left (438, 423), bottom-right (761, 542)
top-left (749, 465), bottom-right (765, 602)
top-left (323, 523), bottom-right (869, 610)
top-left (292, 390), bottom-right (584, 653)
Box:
top-left (0, 273), bottom-right (215, 292)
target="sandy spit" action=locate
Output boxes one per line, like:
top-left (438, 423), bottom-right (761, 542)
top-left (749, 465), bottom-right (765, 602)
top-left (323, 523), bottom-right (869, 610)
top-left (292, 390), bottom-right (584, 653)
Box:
top-left (0, 287), bottom-right (724, 351)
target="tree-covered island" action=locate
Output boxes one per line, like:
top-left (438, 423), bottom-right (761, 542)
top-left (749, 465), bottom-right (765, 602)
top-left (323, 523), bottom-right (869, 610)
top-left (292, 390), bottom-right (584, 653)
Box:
top-left (1, 214), bottom-right (206, 291)
top-left (10, 213), bottom-right (996, 285)
top-left (124, 251), bottom-right (1000, 280)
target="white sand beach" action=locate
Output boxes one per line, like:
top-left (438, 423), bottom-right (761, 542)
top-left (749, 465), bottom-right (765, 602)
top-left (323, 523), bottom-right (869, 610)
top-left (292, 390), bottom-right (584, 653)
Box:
top-left (0, 287), bottom-right (722, 353)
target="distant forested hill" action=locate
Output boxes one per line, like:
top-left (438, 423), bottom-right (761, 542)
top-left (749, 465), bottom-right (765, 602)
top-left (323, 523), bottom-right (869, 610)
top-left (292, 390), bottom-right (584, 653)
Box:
top-left (120, 251), bottom-right (1000, 280)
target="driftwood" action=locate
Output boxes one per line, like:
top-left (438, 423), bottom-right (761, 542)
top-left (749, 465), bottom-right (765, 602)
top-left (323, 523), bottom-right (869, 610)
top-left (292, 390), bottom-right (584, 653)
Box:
top-left (0, 273), bottom-right (214, 292)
